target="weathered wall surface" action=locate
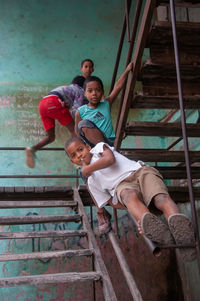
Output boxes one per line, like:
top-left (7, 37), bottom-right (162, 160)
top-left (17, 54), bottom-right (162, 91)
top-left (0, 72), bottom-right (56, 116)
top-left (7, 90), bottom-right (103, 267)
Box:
top-left (0, 1), bottom-right (199, 300)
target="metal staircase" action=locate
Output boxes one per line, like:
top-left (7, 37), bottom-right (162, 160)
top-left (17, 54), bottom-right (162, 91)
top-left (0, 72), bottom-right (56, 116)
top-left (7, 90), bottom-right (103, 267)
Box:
top-left (0, 186), bottom-right (117, 300)
top-left (113, 0), bottom-right (200, 273)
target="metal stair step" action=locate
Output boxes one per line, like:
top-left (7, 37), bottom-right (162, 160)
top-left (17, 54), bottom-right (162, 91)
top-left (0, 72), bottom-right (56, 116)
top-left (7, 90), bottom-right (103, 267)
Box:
top-left (125, 121), bottom-right (200, 137)
top-left (131, 94), bottom-right (200, 109)
top-left (0, 214), bottom-right (81, 225)
top-left (120, 149), bottom-right (200, 162)
top-left (0, 271), bottom-right (101, 287)
top-left (0, 230), bottom-right (87, 239)
top-left (0, 249), bottom-right (93, 262)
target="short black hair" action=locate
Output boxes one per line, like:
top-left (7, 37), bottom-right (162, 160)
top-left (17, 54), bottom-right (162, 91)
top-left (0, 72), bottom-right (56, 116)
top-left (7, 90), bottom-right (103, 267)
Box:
top-left (64, 137), bottom-right (85, 155)
top-left (71, 75), bottom-right (85, 88)
top-left (83, 76), bottom-right (104, 91)
top-left (81, 59), bottom-right (94, 68)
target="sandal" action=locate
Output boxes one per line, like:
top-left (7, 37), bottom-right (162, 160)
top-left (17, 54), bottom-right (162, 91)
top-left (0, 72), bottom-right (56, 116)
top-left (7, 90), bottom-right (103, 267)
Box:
top-left (97, 208), bottom-right (112, 235)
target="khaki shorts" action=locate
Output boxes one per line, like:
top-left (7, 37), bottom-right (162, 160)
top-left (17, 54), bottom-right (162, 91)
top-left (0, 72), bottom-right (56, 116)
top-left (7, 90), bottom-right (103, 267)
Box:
top-left (116, 165), bottom-right (169, 210)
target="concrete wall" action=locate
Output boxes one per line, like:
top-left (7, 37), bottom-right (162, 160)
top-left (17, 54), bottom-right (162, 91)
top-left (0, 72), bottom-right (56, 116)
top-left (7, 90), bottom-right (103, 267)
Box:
top-left (0, 1), bottom-right (199, 300)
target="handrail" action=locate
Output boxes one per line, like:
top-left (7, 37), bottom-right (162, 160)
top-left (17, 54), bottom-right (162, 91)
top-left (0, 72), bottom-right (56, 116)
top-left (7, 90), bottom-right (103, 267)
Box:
top-left (169, 0), bottom-right (200, 273)
top-left (115, 0), bottom-right (144, 129)
top-left (109, 0), bottom-right (132, 94)
top-left (115, 0), bottom-right (157, 149)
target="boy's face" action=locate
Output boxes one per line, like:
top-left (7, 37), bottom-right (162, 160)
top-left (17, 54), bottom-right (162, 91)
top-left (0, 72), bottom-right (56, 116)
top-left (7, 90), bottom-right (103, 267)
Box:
top-left (66, 140), bottom-right (92, 166)
top-left (80, 61), bottom-right (94, 78)
top-left (84, 81), bottom-right (103, 107)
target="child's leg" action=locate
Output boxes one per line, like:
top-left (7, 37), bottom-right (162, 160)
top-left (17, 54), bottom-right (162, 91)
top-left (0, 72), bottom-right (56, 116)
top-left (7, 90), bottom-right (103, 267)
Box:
top-left (153, 193), bottom-right (196, 261)
top-left (64, 121), bottom-right (76, 137)
top-left (153, 193), bottom-right (179, 220)
top-left (78, 120), bottom-right (114, 148)
top-left (120, 188), bottom-right (174, 244)
top-left (120, 188), bottom-right (149, 221)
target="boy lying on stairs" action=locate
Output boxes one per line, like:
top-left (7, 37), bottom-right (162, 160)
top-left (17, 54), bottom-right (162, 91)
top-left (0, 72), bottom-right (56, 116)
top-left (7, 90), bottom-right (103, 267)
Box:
top-left (65, 137), bottom-right (196, 262)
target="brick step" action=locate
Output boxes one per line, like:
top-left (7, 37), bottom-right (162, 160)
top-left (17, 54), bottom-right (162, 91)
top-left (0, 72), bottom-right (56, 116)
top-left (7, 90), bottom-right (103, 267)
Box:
top-left (0, 272), bottom-right (101, 287)
top-left (120, 149), bottom-right (200, 162)
top-left (125, 121), bottom-right (200, 137)
top-left (0, 214), bottom-right (81, 225)
top-left (0, 249), bottom-right (93, 262)
top-left (131, 94), bottom-right (200, 109)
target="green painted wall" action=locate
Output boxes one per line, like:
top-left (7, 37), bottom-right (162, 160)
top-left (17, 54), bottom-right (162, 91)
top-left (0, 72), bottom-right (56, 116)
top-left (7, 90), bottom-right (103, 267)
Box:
top-left (0, 1), bottom-right (199, 300)
top-left (0, 0), bottom-right (138, 187)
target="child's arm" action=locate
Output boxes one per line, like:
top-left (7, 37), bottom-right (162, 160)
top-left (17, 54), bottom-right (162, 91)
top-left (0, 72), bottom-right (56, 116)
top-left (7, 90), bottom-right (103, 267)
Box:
top-left (106, 62), bottom-right (133, 104)
top-left (75, 110), bottom-right (82, 137)
top-left (82, 144), bottom-right (115, 178)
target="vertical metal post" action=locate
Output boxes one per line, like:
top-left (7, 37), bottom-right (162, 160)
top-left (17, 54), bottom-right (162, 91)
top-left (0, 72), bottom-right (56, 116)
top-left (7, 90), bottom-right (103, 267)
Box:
top-left (170, 0), bottom-right (200, 272)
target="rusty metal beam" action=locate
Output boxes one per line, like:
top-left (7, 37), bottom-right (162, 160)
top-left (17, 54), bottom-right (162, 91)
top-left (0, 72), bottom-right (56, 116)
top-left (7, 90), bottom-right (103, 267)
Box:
top-left (115, 0), bottom-right (157, 149)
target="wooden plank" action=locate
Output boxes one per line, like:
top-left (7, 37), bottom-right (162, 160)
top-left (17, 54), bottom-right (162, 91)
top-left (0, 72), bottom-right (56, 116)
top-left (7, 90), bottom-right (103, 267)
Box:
top-left (147, 23), bottom-right (200, 47)
top-left (125, 121), bottom-right (200, 137)
top-left (74, 189), bottom-right (118, 301)
top-left (0, 200), bottom-right (77, 208)
top-left (168, 186), bottom-right (200, 202)
top-left (0, 249), bottom-right (93, 262)
top-left (157, 166), bottom-right (200, 179)
top-left (150, 44), bottom-right (200, 65)
top-left (0, 272), bottom-right (101, 287)
top-left (140, 63), bottom-right (200, 82)
top-left (140, 63), bottom-right (200, 95)
top-left (0, 214), bottom-right (81, 225)
top-left (131, 94), bottom-right (200, 109)
top-left (0, 230), bottom-right (87, 239)
top-left (157, 0), bottom-right (200, 7)
top-left (120, 149), bottom-right (200, 162)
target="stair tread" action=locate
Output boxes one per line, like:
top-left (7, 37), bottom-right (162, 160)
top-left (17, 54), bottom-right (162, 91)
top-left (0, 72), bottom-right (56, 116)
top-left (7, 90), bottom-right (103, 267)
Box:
top-left (0, 214), bottom-right (81, 225)
top-left (148, 22), bottom-right (200, 47)
top-left (125, 121), bottom-right (200, 137)
top-left (0, 200), bottom-right (77, 208)
top-left (140, 62), bottom-right (200, 81)
top-left (0, 249), bottom-right (93, 262)
top-left (0, 230), bottom-right (87, 239)
top-left (120, 148), bottom-right (200, 162)
top-left (0, 271), bottom-right (101, 287)
top-left (131, 94), bottom-right (200, 109)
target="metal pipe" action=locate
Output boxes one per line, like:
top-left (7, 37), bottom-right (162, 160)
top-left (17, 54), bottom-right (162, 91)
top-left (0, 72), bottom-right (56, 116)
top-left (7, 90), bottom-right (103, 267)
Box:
top-left (170, 0), bottom-right (200, 272)
top-left (115, 0), bottom-right (143, 132)
top-left (0, 175), bottom-right (79, 178)
top-left (0, 147), bottom-right (63, 151)
top-left (108, 230), bottom-right (144, 301)
top-left (128, 213), bottom-right (161, 257)
top-left (109, 0), bottom-right (132, 93)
